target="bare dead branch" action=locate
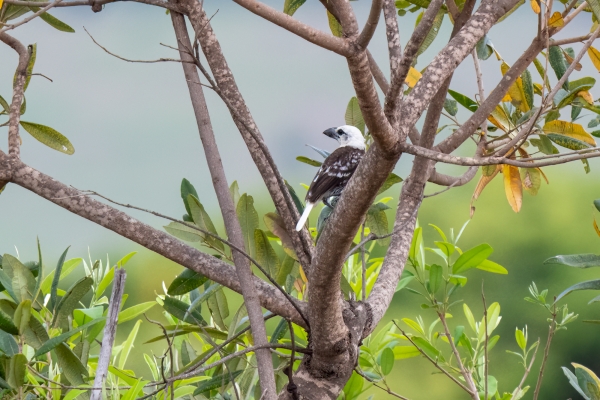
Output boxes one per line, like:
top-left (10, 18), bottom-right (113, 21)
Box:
top-left (0, 33), bottom-right (29, 157)
top-left (91, 267), bottom-right (126, 400)
top-left (232, 0), bottom-right (353, 56)
top-left (84, 27), bottom-right (188, 64)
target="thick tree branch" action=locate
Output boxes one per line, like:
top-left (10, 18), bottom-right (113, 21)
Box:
top-left (0, 33), bottom-right (29, 158)
top-left (428, 166), bottom-right (478, 187)
top-left (357, 0), bottom-right (383, 49)
top-left (4, 153), bottom-right (307, 327)
top-left (179, 0), bottom-right (314, 272)
top-left (232, 0), bottom-right (353, 56)
top-left (170, 11), bottom-right (277, 399)
top-left (384, 0), bottom-right (445, 122)
top-left (382, 0), bottom-right (401, 84)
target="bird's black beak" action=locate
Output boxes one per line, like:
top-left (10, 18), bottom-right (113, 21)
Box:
top-left (323, 127), bottom-right (340, 140)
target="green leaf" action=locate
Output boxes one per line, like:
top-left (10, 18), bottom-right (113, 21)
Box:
top-left (377, 173), bottom-right (403, 195)
top-left (296, 156), bottom-right (322, 167)
top-left (345, 97), bottom-right (366, 134)
top-left (549, 46), bottom-right (569, 91)
top-left (254, 229), bottom-right (280, 278)
top-left (164, 221), bottom-right (203, 242)
top-left (229, 180), bottom-right (240, 206)
top-left (547, 133), bottom-right (592, 150)
top-left (118, 302), bottom-right (155, 324)
top-left (285, 181), bottom-right (305, 215)
top-left (180, 178), bottom-right (199, 217)
top-left (187, 195), bottom-right (224, 251)
top-left (162, 295), bottom-right (205, 324)
top-left (448, 89), bottom-right (478, 112)
top-left (29, 9), bottom-right (75, 32)
top-left (444, 98), bottom-right (458, 116)
top-left (33, 238), bottom-right (43, 304)
top-left (95, 266), bottom-right (115, 300)
top-left (0, 95), bottom-right (10, 114)
top-left (379, 347), bottom-right (395, 375)
top-left (8, 353), bottom-right (27, 389)
top-left (19, 121), bottom-right (74, 154)
top-left (193, 370), bottom-right (243, 395)
top-left (13, 300), bottom-right (31, 335)
top-left (3, 254), bottom-right (36, 303)
top-left (118, 320), bottom-right (141, 369)
top-left (168, 269), bottom-right (208, 296)
top-left (52, 277), bottom-right (93, 329)
top-left (276, 255), bottom-right (296, 286)
top-left (263, 212), bottom-right (296, 260)
top-left (0, 330), bottom-right (18, 356)
top-left (522, 69), bottom-right (534, 110)
top-left (476, 35), bottom-right (494, 60)
top-left (343, 372), bottom-right (365, 400)
top-left (416, 9), bottom-right (444, 59)
top-left (463, 303), bottom-right (477, 332)
top-left (476, 259), bottom-right (508, 274)
top-left (34, 318), bottom-right (104, 357)
top-left (454, 325), bottom-right (465, 345)
top-left (429, 264), bottom-right (442, 294)
top-left (327, 10), bottom-right (343, 37)
top-left (530, 134), bottom-right (559, 155)
top-left (237, 194), bottom-right (259, 258)
top-left (520, 167), bottom-right (542, 195)
top-left (366, 203), bottom-right (390, 245)
top-left (270, 318), bottom-right (289, 344)
top-left (20, 43), bottom-right (36, 92)
top-left (497, 0), bottom-right (524, 22)
top-left (585, 0), bottom-right (600, 26)
top-left (283, 0), bottom-right (306, 15)
top-left (563, 366), bottom-right (591, 400)
top-left (207, 287), bottom-right (229, 331)
top-left (452, 243), bottom-right (493, 273)
top-left (55, 343), bottom-right (88, 385)
top-left (556, 279), bottom-right (600, 303)
top-left (0, 307), bottom-right (18, 335)
top-left (515, 328), bottom-right (527, 351)
top-left (573, 363), bottom-right (600, 400)
top-left (544, 254), bottom-right (600, 268)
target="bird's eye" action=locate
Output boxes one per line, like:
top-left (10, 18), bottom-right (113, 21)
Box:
top-left (337, 129), bottom-right (344, 135)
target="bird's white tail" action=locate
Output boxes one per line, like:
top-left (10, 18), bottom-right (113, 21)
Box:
top-left (295, 202), bottom-right (314, 231)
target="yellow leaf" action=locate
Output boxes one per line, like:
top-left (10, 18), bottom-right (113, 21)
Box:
top-left (502, 93), bottom-right (512, 102)
top-left (503, 164), bottom-right (522, 212)
top-left (594, 218), bottom-right (600, 238)
top-left (588, 46), bottom-right (600, 72)
top-left (298, 265), bottom-right (307, 283)
top-left (538, 167), bottom-right (549, 184)
top-left (501, 61), bottom-right (530, 112)
top-left (530, 0), bottom-right (540, 13)
top-left (487, 105), bottom-right (514, 132)
top-left (542, 120), bottom-right (597, 146)
top-left (405, 67), bottom-right (422, 88)
top-left (0, 0), bottom-right (3, 9)
top-left (548, 11), bottom-right (564, 27)
top-left (471, 166), bottom-right (501, 217)
top-left (578, 90), bottom-right (594, 104)
top-left (533, 83), bottom-right (543, 95)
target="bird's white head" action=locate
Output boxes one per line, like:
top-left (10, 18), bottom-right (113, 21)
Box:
top-left (323, 125), bottom-right (366, 150)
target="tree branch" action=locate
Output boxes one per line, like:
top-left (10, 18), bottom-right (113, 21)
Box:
top-left (170, 11), bottom-right (277, 398)
top-left (179, 0), bottom-right (314, 272)
top-left (3, 0), bottom-right (186, 12)
top-left (0, 0), bottom-right (63, 32)
top-left (232, 0), bottom-right (353, 56)
top-left (0, 32), bottom-right (29, 158)
top-left (4, 153), bottom-right (307, 327)
top-left (357, 0), bottom-right (383, 49)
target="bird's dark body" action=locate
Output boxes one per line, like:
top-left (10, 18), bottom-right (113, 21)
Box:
top-left (306, 146), bottom-right (365, 204)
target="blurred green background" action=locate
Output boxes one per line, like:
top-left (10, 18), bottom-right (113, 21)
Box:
top-left (0, 0), bottom-right (599, 398)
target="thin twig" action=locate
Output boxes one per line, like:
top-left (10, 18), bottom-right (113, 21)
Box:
top-left (28, 73), bottom-right (53, 82)
top-left (482, 281), bottom-right (488, 400)
top-left (512, 339), bottom-right (540, 397)
top-left (285, 320), bottom-right (299, 400)
top-left (393, 322), bottom-right (471, 393)
top-left (533, 302), bottom-right (558, 400)
top-left (84, 27), bottom-right (189, 64)
top-left (354, 367), bottom-right (410, 399)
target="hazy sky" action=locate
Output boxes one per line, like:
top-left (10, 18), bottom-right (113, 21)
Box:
top-left (0, 0), bottom-right (594, 262)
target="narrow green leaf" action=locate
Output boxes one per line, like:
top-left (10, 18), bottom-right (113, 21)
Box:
top-left (229, 180), bottom-right (240, 206)
top-left (164, 221), bottom-right (203, 242)
top-left (118, 302), bottom-right (155, 324)
top-left (207, 287), bottom-right (229, 331)
top-left (283, 0), bottom-right (306, 16)
top-left (168, 269), bottom-right (208, 296)
top-left (453, 243), bottom-right (493, 273)
top-left (0, 307), bottom-right (18, 335)
top-left (29, 8), bottom-right (75, 32)
top-left (8, 353), bottom-right (27, 389)
top-left (296, 156), bottom-right (322, 167)
top-left (0, 96), bottom-right (9, 114)
top-left (547, 133), bottom-right (592, 150)
top-left (549, 46), bottom-right (569, 90)
top-left (544, 254), bottom-right (600, 268)
top-left (187, 194), bottom-right (224, 251)
top-left (429, 264), bottom-right (443, 293)
top-left (13, 300), bottom-right (31, 334)
top-left (476, 259), bottom-right (508, 274)
top-left (193, 370), bottom-right (243, 395)
top-left (345, 97), bottom-right (365, 134)
top-left (236, 194), bottom-right (259, 258)
top-left (522, 69), bottom-right (534, 110)
top-left (180, 178), bottom-right (199, 217)
top-left (556, 279), bottom-right (600, 303)
top-left (416, 10), bottom-right (444, 59)
top-left (33, 238), bottom-right (43, 304)
top-left (448, 89), bottom-right (478, 112)
top-left (270, 318), bottom-right (289, 344)
top-left (50, 246), bottom-right (70, 312)
top-left (55, 343), bottom-right (88, 385)
top-left (254, 229), bottom-right (280, 278)
top-left (285, 181), bottom-right (305, 215)
top-left (377, 173), bottom-right (403, 195)
top-left (53, 277), bottom-right (93, 329)
top-left (34, 318), bottom-right (104, 357)
top-left (19, 121), bottom-right (74, 154)
top-left (163, 295), bottom-right (205, 325)
top-left (118, 320), bottom-right (141, 369)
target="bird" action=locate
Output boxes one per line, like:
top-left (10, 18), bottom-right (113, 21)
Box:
top-left (295, 125), bottom-right (366, 231)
